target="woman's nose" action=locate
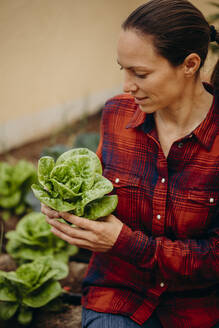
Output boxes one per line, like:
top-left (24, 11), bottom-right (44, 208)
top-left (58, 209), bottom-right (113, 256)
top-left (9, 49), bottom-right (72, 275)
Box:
top-left (123, 74), bottom-right (138, 93)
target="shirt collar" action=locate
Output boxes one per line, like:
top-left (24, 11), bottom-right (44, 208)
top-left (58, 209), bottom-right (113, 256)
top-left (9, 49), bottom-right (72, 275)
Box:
top-left (126, 105), bottom-right (146, 129)
top-left (126, 83), bottom-right (219, 151)
top-left (192, 83), bottom-right (219, 151)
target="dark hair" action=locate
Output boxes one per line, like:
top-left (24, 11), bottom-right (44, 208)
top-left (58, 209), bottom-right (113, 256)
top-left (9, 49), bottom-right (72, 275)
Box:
top-left (122, 0), bottom-right (219, 90)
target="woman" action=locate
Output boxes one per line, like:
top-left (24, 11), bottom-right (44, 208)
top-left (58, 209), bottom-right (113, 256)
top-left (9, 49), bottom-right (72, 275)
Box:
top-left (42, 0), bottom-right (219, 327)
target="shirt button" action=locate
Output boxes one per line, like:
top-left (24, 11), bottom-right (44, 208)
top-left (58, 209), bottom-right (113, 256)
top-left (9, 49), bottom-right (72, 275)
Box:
top-left (161, 178), bottom-right (165, 183)
top-left (115, 178), bottom-right (120, 183)
top-left (160, 282), bottom-right (165, 288)
top-left (178, 142), bottom-right (184, 148)
top-left (209, 198), bottom-right (214, 203)
top-left (157, 214), bottom-right (161, 220)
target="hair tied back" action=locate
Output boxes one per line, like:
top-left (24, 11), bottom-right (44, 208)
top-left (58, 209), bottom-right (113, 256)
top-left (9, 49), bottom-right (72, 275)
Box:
top-left (210, 25), bottom-right (217, 42)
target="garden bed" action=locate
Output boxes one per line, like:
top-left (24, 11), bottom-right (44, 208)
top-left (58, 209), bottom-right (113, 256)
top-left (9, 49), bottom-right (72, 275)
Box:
top-left (0, 253), bottom-right (88, 328)
top-left (0, 110), bottom-right (101, 327)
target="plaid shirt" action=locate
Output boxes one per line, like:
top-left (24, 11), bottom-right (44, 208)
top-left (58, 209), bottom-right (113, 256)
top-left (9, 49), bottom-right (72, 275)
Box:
top-left (82, 83), bottom-right (219, 328)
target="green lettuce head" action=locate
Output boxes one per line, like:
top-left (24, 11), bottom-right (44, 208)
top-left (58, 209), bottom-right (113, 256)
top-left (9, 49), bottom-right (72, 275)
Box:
top-left (31, 148), bottom-right (118, 220)
top-left (0, 160), bottom-right (37, 219)
top-left (6, 212), bottom-right (78, 264)
top-left (0, 256), bottom-right (68, 325)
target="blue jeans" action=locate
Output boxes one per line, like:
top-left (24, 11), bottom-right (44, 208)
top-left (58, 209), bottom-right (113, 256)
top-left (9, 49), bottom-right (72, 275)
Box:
top-left (82, 308), bottom-right (163, 328)
top-left (82, 308), bottom-right (219, 328)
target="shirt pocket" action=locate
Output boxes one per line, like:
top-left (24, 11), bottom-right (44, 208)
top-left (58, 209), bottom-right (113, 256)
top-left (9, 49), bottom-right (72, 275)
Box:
top-left (186, 190), bottom-right (218, 233)
top-left (103, 166), bottom-right (141, 189)
top-left (188, 190), bottom-right (218, 207)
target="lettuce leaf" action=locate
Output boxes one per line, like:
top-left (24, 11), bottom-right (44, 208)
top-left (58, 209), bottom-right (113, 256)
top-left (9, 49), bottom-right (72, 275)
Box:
top-left (0, 275), bottom-right (18, 302)
top-left (0, 256), bottom-right (68, 325)
top-left (0, 301), bottom-right (19, 321)
top-left (17, 306), bottom-right (33, 325)
top-left (32, 148), bottom-right (117, 220)
top-left (84, 195), bottom-right (118, 220)
top-left (6, 212), bottom-right (78, 263)
top-left (23, 280), bottom-right (62, 308)
top-left (0, 160), bottom-right (37, 217)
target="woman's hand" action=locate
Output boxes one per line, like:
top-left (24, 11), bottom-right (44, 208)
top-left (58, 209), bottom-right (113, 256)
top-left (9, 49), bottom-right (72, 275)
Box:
top-left (41, 203), bottom-right (123, 253)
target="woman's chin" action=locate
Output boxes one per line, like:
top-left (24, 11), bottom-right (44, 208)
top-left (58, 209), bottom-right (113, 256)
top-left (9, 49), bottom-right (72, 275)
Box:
top-left (138, 103), bottom-right (155, 113)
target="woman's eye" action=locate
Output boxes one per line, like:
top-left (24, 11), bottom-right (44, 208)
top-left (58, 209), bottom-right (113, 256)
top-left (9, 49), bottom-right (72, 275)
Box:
top-left (135, 73), bottom-right (147, 79)
top-left (118, 66), bottom-right (147, 79)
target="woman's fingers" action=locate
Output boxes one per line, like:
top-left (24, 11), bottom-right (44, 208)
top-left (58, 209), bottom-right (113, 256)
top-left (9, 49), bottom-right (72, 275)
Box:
top-left (51, 226), bottom-right (94, 249)
top-left (58, 211), bottom-right (99, 231)
top-left (41, 203), bottom-right (60, 218)
top-left (46, 216), bottom-right (95, 241)
top-left (46, 212), bottom-right (123, 252)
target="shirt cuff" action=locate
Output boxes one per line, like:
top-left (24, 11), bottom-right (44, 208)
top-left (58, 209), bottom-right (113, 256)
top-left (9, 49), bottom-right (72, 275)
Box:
top-left (108, 223), bottom-right (152, 265)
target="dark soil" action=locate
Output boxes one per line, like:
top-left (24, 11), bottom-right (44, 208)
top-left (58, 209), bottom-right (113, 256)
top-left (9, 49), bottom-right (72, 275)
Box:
top-left (33, 305), bottom-right (82, 328)
top-left (0, 253), bottom-right (17, 271)
top-left (0, 303), bottom-right (83, 328)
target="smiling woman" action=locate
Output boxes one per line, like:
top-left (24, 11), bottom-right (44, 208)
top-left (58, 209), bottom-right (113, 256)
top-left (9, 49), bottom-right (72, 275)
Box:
top-left (117, 28), bottom-right (215, 157)
top-left (43, 1), bottom-right (219, 327)
top-left (117, 30), bottom-right (194, 114)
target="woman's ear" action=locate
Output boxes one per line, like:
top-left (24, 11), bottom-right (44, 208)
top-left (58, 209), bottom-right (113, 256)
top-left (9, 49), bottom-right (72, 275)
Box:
top-left (183, 53), bottom-right (201, 77)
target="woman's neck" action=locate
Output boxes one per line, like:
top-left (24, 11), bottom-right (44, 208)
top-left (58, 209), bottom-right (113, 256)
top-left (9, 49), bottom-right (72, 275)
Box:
top-left (154, 78), bottom-right (213, 158)
top-left (154, 78), bottom-right (213, 137)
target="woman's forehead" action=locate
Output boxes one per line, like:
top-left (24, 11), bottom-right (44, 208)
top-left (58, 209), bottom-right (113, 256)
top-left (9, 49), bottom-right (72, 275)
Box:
top-left (117, 29), bottom-right (162, 68)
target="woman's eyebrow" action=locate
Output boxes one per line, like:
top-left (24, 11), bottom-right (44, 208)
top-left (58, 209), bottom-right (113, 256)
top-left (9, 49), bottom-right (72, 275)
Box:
top-left (117, 60), bottom-right (149, 70)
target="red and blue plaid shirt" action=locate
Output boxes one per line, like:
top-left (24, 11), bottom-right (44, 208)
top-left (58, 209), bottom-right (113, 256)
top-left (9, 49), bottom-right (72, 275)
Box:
top-left (82, 83), bottom-right (219, 328)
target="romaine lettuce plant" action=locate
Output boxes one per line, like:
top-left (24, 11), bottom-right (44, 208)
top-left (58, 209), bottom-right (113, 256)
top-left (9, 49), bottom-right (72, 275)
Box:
top-left (31, 148), bottom-right (118, 219)
top-left (6, 212), bottom-right (78, 264)
top-left (0, 256), bottom-right (68, 325)
top-left (0, 160), bottom-right (37, 220)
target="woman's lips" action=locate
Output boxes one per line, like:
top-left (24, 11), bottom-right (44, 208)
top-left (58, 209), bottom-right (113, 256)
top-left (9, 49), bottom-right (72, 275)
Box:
top-left (134, 96), bottom-right (148, 104)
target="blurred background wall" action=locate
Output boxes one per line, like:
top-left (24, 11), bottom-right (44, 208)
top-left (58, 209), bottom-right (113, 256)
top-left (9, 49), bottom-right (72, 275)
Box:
top-left (0, 0), bottom-right (217, 153)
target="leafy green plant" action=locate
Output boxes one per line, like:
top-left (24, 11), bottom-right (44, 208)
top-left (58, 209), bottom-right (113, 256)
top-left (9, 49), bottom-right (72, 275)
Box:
top-left (6, 212), bottom-right (78, 264)
top-left (31, 148), bottom-right (118, 220)
top-left (0, 160), bottom-right (37, 220)
top-left (0, 256), bottom-right (68, 325)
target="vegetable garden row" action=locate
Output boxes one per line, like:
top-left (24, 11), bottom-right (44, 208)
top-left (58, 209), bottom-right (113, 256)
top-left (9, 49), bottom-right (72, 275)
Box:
top-left (0, 127), bottom-right (103, 327)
